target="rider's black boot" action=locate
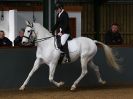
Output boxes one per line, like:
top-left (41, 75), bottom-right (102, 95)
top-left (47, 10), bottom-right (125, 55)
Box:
top-left (56, 35), bottom-right (62, 49)
top-left (63, 42), bottom-right (71, 63)
top-left (56, 35), bottom-right (71, 63)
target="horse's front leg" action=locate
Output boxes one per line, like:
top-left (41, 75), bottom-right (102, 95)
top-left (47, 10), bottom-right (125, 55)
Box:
top-left (49, 63), bottom-right (64, 87)
top-left (19, 58), bottom-right (41, 90)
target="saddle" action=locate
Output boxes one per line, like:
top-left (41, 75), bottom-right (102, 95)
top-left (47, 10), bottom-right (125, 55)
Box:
top-left (56, 35), bottom-right (72, 64)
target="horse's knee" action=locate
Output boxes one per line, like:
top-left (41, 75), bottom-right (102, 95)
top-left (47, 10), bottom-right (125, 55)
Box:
top-left (82, 70), bottom-right (88, 75)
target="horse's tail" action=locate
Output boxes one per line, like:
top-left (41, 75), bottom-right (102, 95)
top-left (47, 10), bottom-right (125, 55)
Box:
top-left (94, 40), bottom-right (121, 71)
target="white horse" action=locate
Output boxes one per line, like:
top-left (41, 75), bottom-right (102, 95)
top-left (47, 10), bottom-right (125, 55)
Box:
top-left (19, 21), bottom-right (120, 91)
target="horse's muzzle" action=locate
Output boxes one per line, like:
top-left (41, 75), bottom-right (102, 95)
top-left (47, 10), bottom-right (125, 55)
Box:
top-left (22, 41), bottom-right (34, 46)
top-left (22, 42), bottom-right (29, 46)
top-left (22, 42), bottom-right (26, 45)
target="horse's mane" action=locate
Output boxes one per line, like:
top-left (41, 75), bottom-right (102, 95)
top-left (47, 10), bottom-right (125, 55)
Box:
top-left (33, 23), bottom-right (52, 37)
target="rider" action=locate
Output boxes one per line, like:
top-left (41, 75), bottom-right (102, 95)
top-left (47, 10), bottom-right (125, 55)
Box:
top-left (51, 1), bottom-right (71, 62)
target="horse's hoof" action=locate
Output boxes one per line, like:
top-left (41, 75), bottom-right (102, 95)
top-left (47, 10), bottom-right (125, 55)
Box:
top-left (99, 80), bottom-right (106, 84)
top-left (70, 85), bottom-right (76, 91)
top-left (57, 81), bottom-right (64, 87)
top-left (19, 86), bottom-right (25, 91)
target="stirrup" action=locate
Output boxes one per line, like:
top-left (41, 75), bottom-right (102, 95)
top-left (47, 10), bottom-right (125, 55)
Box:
top-left (58, 49), bottom-right (65, 53)
top-left (64, 58), bottom-right (71, 63)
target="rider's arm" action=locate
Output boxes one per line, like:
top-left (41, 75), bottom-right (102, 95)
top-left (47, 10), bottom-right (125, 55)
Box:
top-left (51, 15), bottom-right (59, 35)
top-left (60, 12), bottom-right (69, 33)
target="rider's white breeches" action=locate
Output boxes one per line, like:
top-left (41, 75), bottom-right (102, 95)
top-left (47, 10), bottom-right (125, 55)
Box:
top-left (61, 34), bottom-right (70, 45)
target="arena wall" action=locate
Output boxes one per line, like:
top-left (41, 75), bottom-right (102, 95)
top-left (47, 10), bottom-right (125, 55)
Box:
top-left (0, 47), bottom-right (132, 89)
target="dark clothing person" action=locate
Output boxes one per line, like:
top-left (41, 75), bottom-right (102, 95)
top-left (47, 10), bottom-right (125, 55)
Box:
top-left (14, 29), bottom-right (24, 46)
top-left (0, 37), bottom-right (12, 46)
top-left (14, 36), bottom-right (23, 46)
top-left (0, 30), bottom-right (12, 46)
top-left (51, 1), bottom-right (71, 63)
top-left (51, 11), bottom-right (70, 35)
top-left (105, 23), bottom-right (123, 45)
top-left (105, 31), bottom-right (123, 45)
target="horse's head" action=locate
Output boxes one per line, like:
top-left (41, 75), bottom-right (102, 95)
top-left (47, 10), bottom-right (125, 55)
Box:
top-left (22, 21), bottom-right (36, 45)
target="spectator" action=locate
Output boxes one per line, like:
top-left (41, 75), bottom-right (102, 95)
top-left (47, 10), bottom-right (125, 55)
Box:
top-left (14, 29), bottom-right (24, 46)
top-left (105, 23), bottom-right (123, 45)
top-left (0, 30), bottom-right (12, 46)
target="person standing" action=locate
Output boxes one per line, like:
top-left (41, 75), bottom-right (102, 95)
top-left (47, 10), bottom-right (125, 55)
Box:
top-left (105, 23), bottom-right (123, 45)
top-left (14, 29), bottom-right (24, 46)
top-left (0, 30), bottom-right (12, 46)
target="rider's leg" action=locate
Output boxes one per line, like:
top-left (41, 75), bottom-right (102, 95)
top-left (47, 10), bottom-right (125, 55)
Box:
top-left (56, 35), bottom-right (62, 50)
top-left (61, 34), bottom-right (71, 62)
top-left (63, 42), bottom-right (71, 62)
top-left (61, 34), bottom-right (70, 45)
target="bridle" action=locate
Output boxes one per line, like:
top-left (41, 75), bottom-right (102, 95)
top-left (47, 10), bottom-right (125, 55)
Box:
top-left (23, 25), bottom-right (54, 44)
top-left (22, 28), bottom-right (35, 45)
top-left (23, 30), bottom-right (34, 40)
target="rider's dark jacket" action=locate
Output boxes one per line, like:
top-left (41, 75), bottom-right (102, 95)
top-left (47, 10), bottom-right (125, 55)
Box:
top-left (51, 10), bottom-right (71, 35)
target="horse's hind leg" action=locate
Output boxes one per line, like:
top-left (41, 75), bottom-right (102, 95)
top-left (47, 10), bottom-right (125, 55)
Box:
top-left (89, 61), bottom-right (106, 84)
top-left (19, 58), bottom-right (41, 90)
top-left (71, 56), bottom-right (88, 91)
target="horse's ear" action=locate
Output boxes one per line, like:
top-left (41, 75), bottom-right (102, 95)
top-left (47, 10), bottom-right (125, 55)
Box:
top-left (31, 23), bottom-right (33, 27)
top-left (25, 20), bottom-right (30, 26)
top-left (25, 20), bottom-right (33, 27)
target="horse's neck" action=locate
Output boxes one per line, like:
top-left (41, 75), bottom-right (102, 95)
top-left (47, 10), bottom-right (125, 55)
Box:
top-left (37, 37), bottom-right (55, 52)
top-left (34, 23), bottom-right (52, 39)
top-left (37, 32), bottom-right (51, 40)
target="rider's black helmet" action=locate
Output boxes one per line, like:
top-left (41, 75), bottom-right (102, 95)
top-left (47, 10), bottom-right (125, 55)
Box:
top-left (55, 1), bottom-right (64, 10)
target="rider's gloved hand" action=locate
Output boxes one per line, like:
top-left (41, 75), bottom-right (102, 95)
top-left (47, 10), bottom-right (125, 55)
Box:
top-left (58, 32), bottom-right (63, 36)
top-left (50, 30), bottom-right (55, 36)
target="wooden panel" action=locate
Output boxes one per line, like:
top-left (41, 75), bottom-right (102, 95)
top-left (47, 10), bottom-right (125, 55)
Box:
top-left (99, 4), bottom-right (133, 44)
top-left (81, 4), bottom-right (94, 36)
top-left (0, 2), bottom-right (43, 11)
top-left (62, 2), bottom-right (133, 45)
top-left (69, 18), bottom-right (76, 38)
top-left (64, 6), bottom-right (82, 12)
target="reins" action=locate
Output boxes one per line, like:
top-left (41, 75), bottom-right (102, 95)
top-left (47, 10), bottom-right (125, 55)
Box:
top-left (34, 36), bottom-right (54, 43)
top-left (34, 35), bottom-right (59, 50)
top-left (34, 36), bottom-right (58, 50)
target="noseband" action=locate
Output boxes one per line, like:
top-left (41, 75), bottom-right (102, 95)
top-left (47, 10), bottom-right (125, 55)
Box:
top-left (23, 30), bottom-right (34, 40)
